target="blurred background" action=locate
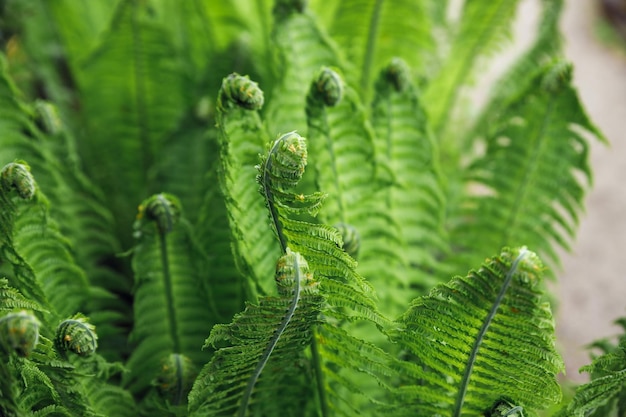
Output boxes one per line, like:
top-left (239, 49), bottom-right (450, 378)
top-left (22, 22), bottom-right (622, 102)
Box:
top-left (554, 0), bottom-right (626, 382)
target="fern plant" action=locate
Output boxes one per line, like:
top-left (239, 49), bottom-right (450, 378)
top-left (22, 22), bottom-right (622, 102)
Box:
top-left (0, 0), bottom-right (614, 416)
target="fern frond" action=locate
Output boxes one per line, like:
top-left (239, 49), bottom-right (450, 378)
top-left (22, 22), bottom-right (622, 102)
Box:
top-left (196, 167), bottom-right (251, 322)
top-left (0, 279), bottom-right (45, 313)
top-left (255, 131), bottom-right (396, 414)
top-left (77, 0), bottom-right (186, 242)
top-left (305, 68), bottom-right (409, 314)
top-left (371, 58), bottom-right (449, 290)
top-left (124, 193), bottom-right (214, 402)
top-left (465, 0), bottom-right (565, 149)
top-left (265, 0), bottom-right (346, 135)
top-left (556, 325), bottom-right (626, 416)
top-left (0, 161), bottom-right (88, 318)
top-left (424, 0), bottom-right (522, 135)
top-left (215, 73), bottom-right (281, 295)
top-left (324, 0), bottom-right (433, 97)
top-left (450, 60), bottom-right (606, 272)
top-left (390, 247), bottom-right (563, 416)
top-left (188, 249), bottom-right (323, 416)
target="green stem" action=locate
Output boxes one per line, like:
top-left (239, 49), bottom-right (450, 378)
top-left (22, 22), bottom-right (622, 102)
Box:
top-left (158, 231), bottom-right (180, 354)
top-left (311, 328), bottom-right (329, 417)
top-left (262, 139), bottom-right (288, 252)
top-left (452, 249), bottom-right (529, 416)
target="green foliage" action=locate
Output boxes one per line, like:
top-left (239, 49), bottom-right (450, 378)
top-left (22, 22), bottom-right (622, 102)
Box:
top-left (0, 0), bottom-right (612, 416)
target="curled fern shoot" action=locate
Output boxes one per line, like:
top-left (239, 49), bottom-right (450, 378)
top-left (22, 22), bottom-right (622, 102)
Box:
top-left (1, 161), bottom-right (36, 201)
top-left (55, 314), bottom-right (98, 357)
top-left (155, 353), bottom-right (197, 406)
top-left (391, 247), bottom-right (563, 416)
top-left (0, 310), bottom-right (40, 357)
top-left (139, 192), bottom-right (181, 235)
top-left (311, 67), bottom-right (344, 107)
top-left (218, 73), bottom-right (264, 111)
top-left (213, 73), bottom-right (281, 296)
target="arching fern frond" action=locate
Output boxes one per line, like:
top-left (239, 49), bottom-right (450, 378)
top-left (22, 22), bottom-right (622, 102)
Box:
top-left (322, 0), bottom-right (433, 98)
top-left (305, 68), bottom-right (407, 314)
top-left (255, 131), bottom-right (396, 415)
top-left (265, 0), bottom-right (347, 135)
top-left (371, 58), bottom-right (449, 291)
top-left (450, 60), bottom-right (607, 272)
top-left (390, 247), bottom-right (563, 416)
top-left (77, 0), bottom-right (186, 242)
top-left (424, 0), bottom-right (522, 136)
top-left (0, 162), bottom-right (88, 319)
top-left (124, 193), bottom-right (215, 404)
top-left (465, 0), bottom-right (565, 149)
top-left (556, 320), bottom-right (626, 416)
top-left (215, 73), bottom-right (281, 295)
top-left (188, 249), bottom-right (323, 416)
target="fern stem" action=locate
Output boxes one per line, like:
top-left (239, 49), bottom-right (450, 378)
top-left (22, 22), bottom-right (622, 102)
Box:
top-left (452, 249), bottom-right (529, 417)
top-left (262, 140), bottom-right (288, 252)
top-left (237, 251), bottom-right (303, 417)
top-left (158, 231), bottom-right (180, 354)
top-left (311, 328), bottom-right (329, 417)
top-left (361, 0), bottom-right (384, 95)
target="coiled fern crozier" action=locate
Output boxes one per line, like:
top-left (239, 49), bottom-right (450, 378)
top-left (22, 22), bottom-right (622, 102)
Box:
top-left (0, 0), bottom-right (613, 416)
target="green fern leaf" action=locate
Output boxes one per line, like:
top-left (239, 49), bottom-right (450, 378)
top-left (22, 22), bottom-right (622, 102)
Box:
top-left (305, 67), bottom-right (409, 314)
top-left (450, 60), bottom-right (606, 272)
top-left (188, 249), bottom-right (323, 416)
top-left (391, 247), bottom-right (563, 416)
top-left (465, 0), bottom-right (565, 150)
top-left (124, 193), bottom-right (215, 403)
top-left (323, 0), bottom-right (433, 97)
top-left (371, 58), bottom-right (449, 290)
top-left (0, 162), bottom-right (89, 319)
top-left (256, 131), bottom-right (396, 415)
top-left (77, 0), bottom-right (186, 242)
top-left (556, 327), bottom-right (626, 416)
top-left (196, 168), bottom-right (251, 322)
top-left (0, 279), bottom-right (45, 313)
top-left (265, 0), bottom-right (346, 135)
top-left (424, 0), bottom-right (522, 136)
top-left (215, 73), bottom-right (281, 295)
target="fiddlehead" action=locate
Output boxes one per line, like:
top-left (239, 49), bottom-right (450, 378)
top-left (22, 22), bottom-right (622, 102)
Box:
top-left (55, 314), bottom-right (98, 357)
top-left (155, 353), bottom-right (196, 406)
top-left (0, 310), bottom-right (40, 357)
top-left (334, 223), bottom-right (360, 259)
top-left (0, 161), bottom-right (36, 201)
top-left (217, 73), bottom-right (264, 111)
top-left (310, 67), bottom-right (344, 107)
top-left (138, 192), bottom-right (181, 235)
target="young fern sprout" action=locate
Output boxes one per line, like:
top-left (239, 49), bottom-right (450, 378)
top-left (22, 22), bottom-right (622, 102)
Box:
top-left (0, 310), bottom-right (40, 357)
top-left (136, 193), bottom-right (181, 235)
top-left (218, 73), bottom-right (264, 111)
top-left (334, 223), bottom-right (360, 259)
top-left (0, 161), bottom-right (36, 200)
top-left (55, 315), bottom-right (98, 357)
top-left (312, 67), bottom-right (344, 107)
top-left (155, 353), bottom-right (196, 406)
top-left (384, 57), bottom-right (412, 93)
